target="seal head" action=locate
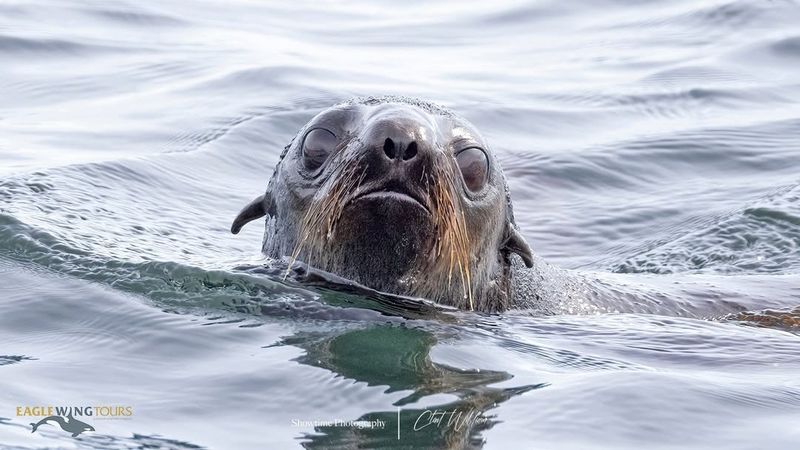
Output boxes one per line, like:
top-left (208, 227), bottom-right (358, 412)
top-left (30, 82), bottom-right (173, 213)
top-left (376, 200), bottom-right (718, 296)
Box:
top-left (232, 97), bottom-right (532, 311)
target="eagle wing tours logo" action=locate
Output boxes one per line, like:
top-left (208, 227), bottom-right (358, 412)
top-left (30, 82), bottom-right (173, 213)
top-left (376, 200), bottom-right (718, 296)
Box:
top-left (30, 414), bottom-right (94, 437)
top-left (16, 405), bottom-right (133, 437)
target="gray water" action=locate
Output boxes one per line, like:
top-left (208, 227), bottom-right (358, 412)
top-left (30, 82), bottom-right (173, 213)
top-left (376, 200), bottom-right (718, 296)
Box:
top-left (1, 0), bottom-right (800, 448)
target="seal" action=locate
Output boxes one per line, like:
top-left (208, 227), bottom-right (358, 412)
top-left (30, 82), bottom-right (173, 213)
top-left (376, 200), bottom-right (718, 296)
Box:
top-left (231, 96), bottom-right (534, 312)
top-left (231, 96), bottom-right (799, 318)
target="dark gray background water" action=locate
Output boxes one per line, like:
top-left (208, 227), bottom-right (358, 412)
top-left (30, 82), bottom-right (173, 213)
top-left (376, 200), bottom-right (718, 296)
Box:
top-left (1, 0), bottom-right (799, 448)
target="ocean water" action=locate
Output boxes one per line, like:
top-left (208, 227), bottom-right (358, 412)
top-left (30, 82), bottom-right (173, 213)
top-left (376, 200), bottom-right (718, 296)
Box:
top-left (1, 0), bottom-right (800, 448)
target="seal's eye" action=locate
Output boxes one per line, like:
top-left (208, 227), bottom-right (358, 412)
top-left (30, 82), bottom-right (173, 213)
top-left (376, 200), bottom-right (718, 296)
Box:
top-left (456, 147), bottom-right (489, 192)
top-left (302, 128), bottom-right (336, 170)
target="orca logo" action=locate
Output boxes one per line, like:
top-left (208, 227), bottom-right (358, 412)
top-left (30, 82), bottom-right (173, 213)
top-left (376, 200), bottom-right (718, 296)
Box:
top-left (30, 414), bottom-right (95, 437)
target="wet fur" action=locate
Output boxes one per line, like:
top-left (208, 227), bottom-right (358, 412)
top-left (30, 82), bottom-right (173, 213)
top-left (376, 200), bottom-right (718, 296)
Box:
top-left (287, 149), bottom-right (478, 309)
top-left (233, 96), bottom-right (533, 312)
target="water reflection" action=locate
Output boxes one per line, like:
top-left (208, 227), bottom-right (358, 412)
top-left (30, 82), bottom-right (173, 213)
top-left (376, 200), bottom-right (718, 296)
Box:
top-left (282, 325), bottom-right (544, 448)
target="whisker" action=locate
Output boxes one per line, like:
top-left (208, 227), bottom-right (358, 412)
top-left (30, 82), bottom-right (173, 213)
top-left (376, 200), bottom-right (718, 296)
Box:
top-left (285, 153), bottom-right (473, 310)
top-left (285, 158), bottom-right (365, 280)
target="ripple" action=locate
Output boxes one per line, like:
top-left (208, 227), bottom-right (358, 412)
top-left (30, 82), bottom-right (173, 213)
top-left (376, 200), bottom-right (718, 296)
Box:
top-left (0, 355), bottom-right (36, 367)
top-left (728, 33), bottom-right (800, 70)
top-left (80, 6), bottom-right (186, 27)
top-left (612, 183), bottom-right (800, 274)
top-left (591, 0), bottom-right (790, 46)
top-left (638, 65), bottom-right (754, 87)
top-left (0, 34), bottom-right (120, 56)
top-left (771, 35), bottom-right (800, 59)
top-left (0, 212), bottom-right (442, 324)
top-left (497, 312), bottom-right (800, 369)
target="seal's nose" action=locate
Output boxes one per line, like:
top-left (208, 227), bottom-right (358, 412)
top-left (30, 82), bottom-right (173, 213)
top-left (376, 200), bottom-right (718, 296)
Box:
top-left (382, 136), bottom-right (418, 161)
top-left (364, 117), bottom-right (433, 165)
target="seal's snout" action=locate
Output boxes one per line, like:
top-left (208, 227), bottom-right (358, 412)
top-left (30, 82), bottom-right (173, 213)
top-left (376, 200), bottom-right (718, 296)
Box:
top-left (352, 116), bottom-right (438, 214)
top-left (363, 117), bottom-right (435, 168)
top-left (381, 136), bottom-right (419, 162)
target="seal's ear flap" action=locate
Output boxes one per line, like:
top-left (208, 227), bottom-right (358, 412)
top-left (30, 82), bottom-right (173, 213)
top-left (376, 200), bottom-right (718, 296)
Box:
top-left (502, 226), bottom-right (534, 268)
top-left (231, 194), bottom-right (268, 234)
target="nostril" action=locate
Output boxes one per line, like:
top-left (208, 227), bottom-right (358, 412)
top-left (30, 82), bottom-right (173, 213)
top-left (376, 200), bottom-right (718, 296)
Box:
top-left (403, 141), bottom-right (418, 160)
top-left (383, 138), bottom-right (396, 159)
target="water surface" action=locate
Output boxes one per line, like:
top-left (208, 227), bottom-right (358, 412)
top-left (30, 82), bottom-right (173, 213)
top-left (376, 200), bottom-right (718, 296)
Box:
top-left (1, 0), bottom-right (800, 448)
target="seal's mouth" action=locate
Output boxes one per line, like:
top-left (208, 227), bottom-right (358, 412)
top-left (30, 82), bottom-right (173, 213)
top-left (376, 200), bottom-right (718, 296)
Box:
top-left (351, 181), bottom-right (431, 214)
